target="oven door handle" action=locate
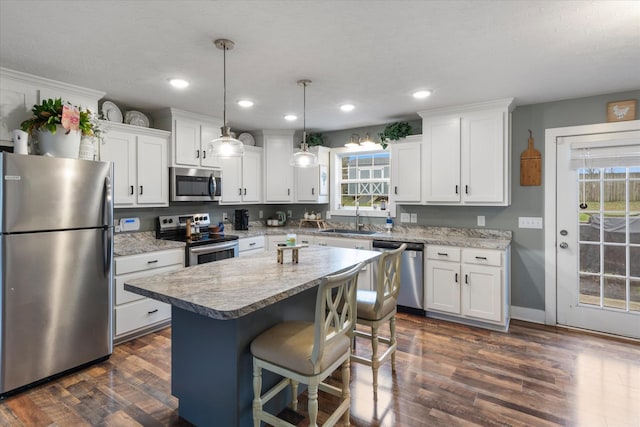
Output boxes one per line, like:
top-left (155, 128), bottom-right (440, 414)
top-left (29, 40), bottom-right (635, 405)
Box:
top-left (190, 242), bottom-right (238, 254)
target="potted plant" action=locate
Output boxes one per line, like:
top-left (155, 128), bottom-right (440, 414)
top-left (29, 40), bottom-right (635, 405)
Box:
top-left (378, 121), bottom-right (412, 149)
top-left (305, 132), bottom-right (325, 146)
top-left (20, 98), bottom-right (99, 158)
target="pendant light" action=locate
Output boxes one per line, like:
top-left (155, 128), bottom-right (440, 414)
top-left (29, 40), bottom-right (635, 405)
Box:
top-left (209, 38), bottom-right (244, 157)
top-left (289, 79), bottom-right (319, 168)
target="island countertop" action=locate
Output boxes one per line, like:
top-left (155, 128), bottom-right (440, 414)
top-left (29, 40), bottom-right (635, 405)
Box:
top-left (124, 245), bottom-right (379, 321)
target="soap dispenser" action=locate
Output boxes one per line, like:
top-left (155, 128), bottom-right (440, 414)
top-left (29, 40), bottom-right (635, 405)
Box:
top-left (385, 212), bottom-right (393, 232)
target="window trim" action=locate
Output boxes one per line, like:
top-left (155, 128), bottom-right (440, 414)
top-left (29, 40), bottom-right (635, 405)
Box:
top-left (329, 145), bottom-right (396, 218)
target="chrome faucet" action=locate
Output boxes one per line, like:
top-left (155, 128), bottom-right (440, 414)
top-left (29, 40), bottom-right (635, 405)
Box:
top-left (355, 202), bottom-right (363, 231)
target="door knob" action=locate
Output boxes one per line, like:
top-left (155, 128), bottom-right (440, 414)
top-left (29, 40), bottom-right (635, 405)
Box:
top-left (559, 242), bottom-right (568, 249)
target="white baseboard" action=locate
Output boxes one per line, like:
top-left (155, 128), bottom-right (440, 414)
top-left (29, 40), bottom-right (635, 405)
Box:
top-left (510, 306), bottom-right (546, 324)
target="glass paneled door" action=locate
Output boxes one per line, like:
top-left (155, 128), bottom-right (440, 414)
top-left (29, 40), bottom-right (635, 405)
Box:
top-left (556, 131), bottom-right (640, 339)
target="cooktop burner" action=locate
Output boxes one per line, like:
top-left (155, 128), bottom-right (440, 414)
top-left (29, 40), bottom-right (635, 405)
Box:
top-left (156, 213), bottom-right (238, 247)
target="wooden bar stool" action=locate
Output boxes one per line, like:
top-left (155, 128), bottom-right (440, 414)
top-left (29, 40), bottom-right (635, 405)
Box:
top-left (251, 262), bottom-right (363, 427)
top-left (351, 243), bottom-right (405, 399)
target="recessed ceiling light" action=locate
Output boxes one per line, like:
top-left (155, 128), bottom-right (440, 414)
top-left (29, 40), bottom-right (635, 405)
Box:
top-left (284, 114), bottom-right (297, 121)
top-left (340, 104), bottom-right (355, 112)
top-left (412, 90), bottom-right (431, 99)
top-left (169, 78), bottom-right (189, 89)
top-left (237, 99), bottom-right (254, 108)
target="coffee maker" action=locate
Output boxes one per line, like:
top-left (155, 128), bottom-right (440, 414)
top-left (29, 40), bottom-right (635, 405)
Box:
top-left (234, 209), bottom-right (249, 230)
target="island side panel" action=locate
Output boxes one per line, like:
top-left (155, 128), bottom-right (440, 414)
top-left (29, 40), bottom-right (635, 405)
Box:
top-left (171, 287), bottom-right (317, 427)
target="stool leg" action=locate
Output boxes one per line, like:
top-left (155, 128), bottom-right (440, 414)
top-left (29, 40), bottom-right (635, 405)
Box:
top-left (308, 381), bottom-right (319, 427)
top-left (252, 360), bottom-right (263, 427)
top-left (342, 358), bottom-right (351, 426)
top-left (390, 314), bottom-right (397, 371)
top-left (371, 325), bottom-right (379, 400)
top-left (291, 380), bottom-right (299, 411)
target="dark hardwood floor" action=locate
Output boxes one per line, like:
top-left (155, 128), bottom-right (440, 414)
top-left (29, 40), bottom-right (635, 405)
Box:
top-left (1, 313), bottom-right (638, 426)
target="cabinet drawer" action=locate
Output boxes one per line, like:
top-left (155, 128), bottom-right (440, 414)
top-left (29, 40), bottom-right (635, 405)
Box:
top-left (115, 298), bottom-right (171, 336)
top-left (115, 249), bottom-right (184, 275)
top-left (426, 245), bottom-right (461, 262)
top-left (462, 249), bottom-right (501, 267)
top-left (239, 236), bottom-right (265, 252)
top-left (115, 264), bottom-right (183, 305)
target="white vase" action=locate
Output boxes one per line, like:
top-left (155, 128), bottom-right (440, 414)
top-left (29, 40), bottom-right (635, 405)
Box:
top-left (37, 125), bottom-right (81, 158)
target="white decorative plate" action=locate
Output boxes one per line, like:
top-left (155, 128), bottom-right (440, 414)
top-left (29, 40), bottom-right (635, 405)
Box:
top-left (101, 101), bottom-right (123, 123)
top-left (124, 110), bottom-right (150, 127)
top-left (238, 132), bottom-right (255, 146)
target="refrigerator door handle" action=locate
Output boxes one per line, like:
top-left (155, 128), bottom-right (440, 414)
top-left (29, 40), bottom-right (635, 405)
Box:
top-left (103, 175), bottom-right (113, 277)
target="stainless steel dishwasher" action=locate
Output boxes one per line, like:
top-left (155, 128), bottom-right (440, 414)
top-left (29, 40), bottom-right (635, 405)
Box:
top-left (372, 240), bottom-right (424, 312)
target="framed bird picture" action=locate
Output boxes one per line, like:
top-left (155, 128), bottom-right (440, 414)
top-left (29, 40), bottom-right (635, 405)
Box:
top-left (607, 99), bottom-right (636, 122)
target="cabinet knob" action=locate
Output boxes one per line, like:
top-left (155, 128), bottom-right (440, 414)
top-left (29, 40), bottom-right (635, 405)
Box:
top-left (465, 274), bottom-right (469, 284)
top-left (394, 186), bottom-right (398, 195)
top-left (130, 185), bottom-right (134, 195)
top-left (455, 273), bottom-right (458, 283)
top-left (465, 185), bottom-right (469, 195)
top-left (311, 187), bottom-right (315, 195)
top-left (455, 185), bottom-right (459, 195)
top-left (196, 150), bottom-right (200, 159)
top-left (139, 185), bottom-right (143, 195)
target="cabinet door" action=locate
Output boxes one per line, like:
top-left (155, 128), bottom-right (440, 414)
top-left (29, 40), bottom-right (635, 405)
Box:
top-left (461, 110), bottom-right (504, 203)
top-left (295, 165), bottom-right (318, 202)
top-left (137, 135), bottom-right (168, 205)
top-left (423, 116), bottom-right (461, 203)
top-left (391, 139), bottom-right (422, 202)
top-left (264, 134), bottom-right (294, 202)
top-left (461, 264), bottom-right (502, 322)
top-left (100, 130), bottom-right (136, 206)
top-left (220, 156), bottom-right (242, 203)
top-left (425, 260), bottom-right (461, 314)
top-left (200, 124), bottom-right (222, 168)
top-left (242, 148), bottom-right (262, 203)
top-left (174, 118), bottom-right (200, 166)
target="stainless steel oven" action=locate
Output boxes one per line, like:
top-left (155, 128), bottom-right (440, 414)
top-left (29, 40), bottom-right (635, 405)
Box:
top-left (157, 213), bottom-right (239, 267)
top-left (188, 240), bottom-right (239, 266)
top-left (170, 167), bottom-right (221, 202)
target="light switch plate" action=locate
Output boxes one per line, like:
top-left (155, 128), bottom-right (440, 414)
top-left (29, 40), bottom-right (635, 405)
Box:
top-left (400, 213), bottom-right (410, 223)
top-left (519, 216), bottom-right (543, 229)
top-left (410, 213), bottom-right (418, 223)
top-left (477, 216), bottom-right (485, 226)
top-left (259, 210), bottom-right (263, 218)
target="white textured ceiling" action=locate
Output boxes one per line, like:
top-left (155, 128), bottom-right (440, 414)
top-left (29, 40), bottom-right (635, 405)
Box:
top-left (1, 1), bottom-right (639, 132)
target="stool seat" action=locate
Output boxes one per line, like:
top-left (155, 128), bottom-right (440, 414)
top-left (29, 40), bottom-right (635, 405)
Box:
top-left (356, 290), bottom-right (397, 321)
top-left (251, 321), bottom-right (350, 376)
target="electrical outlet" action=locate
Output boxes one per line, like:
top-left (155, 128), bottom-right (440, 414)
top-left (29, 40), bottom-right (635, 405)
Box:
top-left (222, 212), bottom-right (227, 221)
top-left (325, 211), bottom-right (331, 219)
top-left (477, 215), bottom-right (485, 226)
top-left (259, 210), bottom-right (263, 218)
top-left (410, 213), bottom-right (417, 223)
top-left (518, 217), bottom-right (543, 229)
top-left (400, 213), bottom-right (410, 223)
top-left (287, 210), bottom-right (292, 218)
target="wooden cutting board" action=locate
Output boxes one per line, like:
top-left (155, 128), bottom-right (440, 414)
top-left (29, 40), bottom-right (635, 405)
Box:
top-left (520, 130), bottom-right (541, 186)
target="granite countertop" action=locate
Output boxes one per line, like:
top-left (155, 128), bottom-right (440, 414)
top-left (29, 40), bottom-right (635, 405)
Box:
top-left (114, 231), bottom-right (184, 257)
top-left (124, 245), bottom-right (379, 320)
top-left (232, 223), bottom-right (512, 250)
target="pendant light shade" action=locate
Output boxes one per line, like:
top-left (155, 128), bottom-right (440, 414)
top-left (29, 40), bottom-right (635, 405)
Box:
top-left (290, 79), bottom-right (318, 168)
top-left (209, 38), bottom-right (244, 158)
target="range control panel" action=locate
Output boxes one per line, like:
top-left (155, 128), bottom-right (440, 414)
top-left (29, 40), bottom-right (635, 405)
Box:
top-left (158, 213), bottom-right (211, 231)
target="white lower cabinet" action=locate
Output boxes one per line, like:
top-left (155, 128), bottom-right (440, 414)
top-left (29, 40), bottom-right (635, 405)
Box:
top-left (425, 245), bottom-right (509, 330)
top-left (239, 236), bottom-right (265, 257)
top-left (114, 248), bottom-right (184, 342)
top-left (315, 236), bottom-right (372, 290)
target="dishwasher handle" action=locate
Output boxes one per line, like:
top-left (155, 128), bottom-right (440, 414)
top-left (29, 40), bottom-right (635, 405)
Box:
top-left (372, 240), bottom-right (423, 252)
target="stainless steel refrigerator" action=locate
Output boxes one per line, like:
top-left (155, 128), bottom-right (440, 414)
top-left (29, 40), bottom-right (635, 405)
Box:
top-left (0, 153), bottom-right (113, 395)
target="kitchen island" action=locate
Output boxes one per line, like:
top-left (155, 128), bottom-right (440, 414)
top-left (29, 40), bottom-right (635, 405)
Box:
top-left (125, 245), bottom-right (379, 427)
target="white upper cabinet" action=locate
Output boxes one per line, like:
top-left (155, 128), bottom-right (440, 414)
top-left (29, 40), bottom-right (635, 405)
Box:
top-left (390, 135), bottom-right (422, 203)
top-left (420, 98), bottom-right (514, 206)
top-left (295, 146), bottom-right (330, 203)
top-left (99, 122), bottom-right (169, 208)
top-left (152, 108), bottom-right (223, 169)
top-left (219, 146), bottom-right (262, 204)
top-left (263, 130), bottom-right (295, 203)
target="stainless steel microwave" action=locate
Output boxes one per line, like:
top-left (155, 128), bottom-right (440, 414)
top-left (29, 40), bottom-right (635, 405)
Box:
top-left (170, 167), bottom-right (221, 202)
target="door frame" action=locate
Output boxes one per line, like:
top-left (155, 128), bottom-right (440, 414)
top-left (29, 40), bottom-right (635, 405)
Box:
top-left (544, 119), bottom-right (640, 325)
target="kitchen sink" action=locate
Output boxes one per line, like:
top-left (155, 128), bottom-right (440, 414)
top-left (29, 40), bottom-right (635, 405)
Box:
top-left (320, 228), bottom-right (378, 235)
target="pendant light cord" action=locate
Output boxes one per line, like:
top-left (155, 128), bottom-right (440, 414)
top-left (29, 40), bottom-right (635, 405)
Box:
top-left (222, 42), bottom-right (227, 128)
top-left (302, 80), bottom-right (307, 144)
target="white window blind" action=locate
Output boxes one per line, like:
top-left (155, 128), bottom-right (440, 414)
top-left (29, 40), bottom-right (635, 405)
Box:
top-left (567, 131), bottom-right (640, 169)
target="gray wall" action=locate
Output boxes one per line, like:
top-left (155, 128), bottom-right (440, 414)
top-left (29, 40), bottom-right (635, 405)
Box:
top-left (118, 89), bottom-right (640, 312)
